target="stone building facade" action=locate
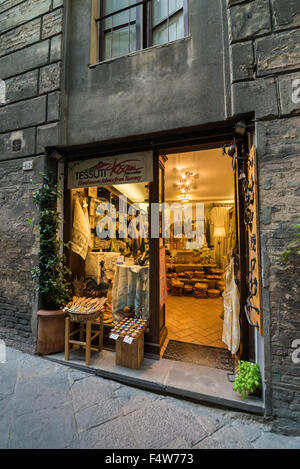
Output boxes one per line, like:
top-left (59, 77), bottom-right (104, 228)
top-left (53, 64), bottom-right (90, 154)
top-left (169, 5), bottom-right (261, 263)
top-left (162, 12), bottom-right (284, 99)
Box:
top-left (0, 0), bottom-right (64, 352)
top-left (227, 0), bottom-right (300, 435)
top-left (0, 0), bottom-right (299, 435)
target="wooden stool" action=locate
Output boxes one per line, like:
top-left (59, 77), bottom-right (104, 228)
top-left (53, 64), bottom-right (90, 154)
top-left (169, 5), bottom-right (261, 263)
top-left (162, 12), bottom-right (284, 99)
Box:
top-left (64, 314), bottom-right (104, 366)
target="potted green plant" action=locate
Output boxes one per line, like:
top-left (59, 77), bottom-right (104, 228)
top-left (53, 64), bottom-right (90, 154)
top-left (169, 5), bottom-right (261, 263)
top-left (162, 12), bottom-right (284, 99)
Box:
top-left (29, 175), bottom-right (71, 354)
top-left (233, 360), bottom-right (262, 399)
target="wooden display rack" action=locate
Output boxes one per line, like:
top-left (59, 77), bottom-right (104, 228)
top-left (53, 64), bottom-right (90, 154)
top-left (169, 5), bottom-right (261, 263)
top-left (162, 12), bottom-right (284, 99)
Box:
top-left (116, 333), bottom-right (144, 370)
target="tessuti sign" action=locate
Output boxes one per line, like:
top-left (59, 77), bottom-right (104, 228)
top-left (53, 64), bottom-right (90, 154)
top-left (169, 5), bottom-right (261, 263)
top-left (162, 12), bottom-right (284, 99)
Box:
top-left (68, 152), bottom-right (153, 189)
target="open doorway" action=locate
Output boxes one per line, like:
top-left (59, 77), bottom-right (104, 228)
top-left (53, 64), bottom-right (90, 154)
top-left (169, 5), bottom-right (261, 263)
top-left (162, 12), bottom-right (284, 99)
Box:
top-left (162, 148), bottom-right (238, 369)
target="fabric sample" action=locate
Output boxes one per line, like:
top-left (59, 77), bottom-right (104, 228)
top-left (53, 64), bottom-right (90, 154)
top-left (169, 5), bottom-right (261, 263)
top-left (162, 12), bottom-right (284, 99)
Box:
top-left (71, 197), bottom-right (91, 260)
top-left (222, 257), bottom-right (240, 354)
top-left (112, 265), bottom-right (150, 323)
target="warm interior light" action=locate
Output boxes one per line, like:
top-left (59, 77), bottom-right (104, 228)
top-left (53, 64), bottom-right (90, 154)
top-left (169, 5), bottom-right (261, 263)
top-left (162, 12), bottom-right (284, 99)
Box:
top-left (213, 226), bottom-right (226, 238)
top-left (113, 183), bottom-right (147, 202)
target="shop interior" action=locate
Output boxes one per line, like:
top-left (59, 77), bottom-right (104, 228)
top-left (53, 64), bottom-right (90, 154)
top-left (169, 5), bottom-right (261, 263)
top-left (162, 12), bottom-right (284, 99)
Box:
top-left (163, 148), bottom-right (237, 364)
top-left (67, 147), bottom-right (238, 370)
top-left (69, 182), bottom-right (150, 333)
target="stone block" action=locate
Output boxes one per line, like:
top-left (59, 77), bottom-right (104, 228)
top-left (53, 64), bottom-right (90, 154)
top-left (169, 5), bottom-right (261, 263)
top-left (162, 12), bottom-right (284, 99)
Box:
top-left (256, 30), bottom-right (300, 76)
top-left (256, 117), bottom-right (300, 162)
top-left (231, 41), bottom-right (254, 81)
top-left (0, 1), bottom-right (24, 14)
top-left (42, 9), bottom-right (63, 39)
top-left (53, 0), bottom-right (64, 7)
top-left (229, 0), bottom-right (271, 42)
top-left (36, 122), bottom-right (60, 153)
top-left (2, 70), bottom-right (38, 105)
top-left (0, 0), bottom-right (51, 34)
top-left (39, 63), bottom-right (61, 94)
top-left (0, 128), bottom-right (36, 161)
top-left (0, 96), bottom-right (46, 133)
top-left (227, 0), bottom-right (244, 6)
top-left (271, 0), bottom-right (300, 31)
top-left (232, 78), bottom-right (279, 119)
top-left (50, 35), bottom-right (62, 62)
top-left (47, 91), bottom-right (61, 121)
top-left (279, 72), bottom-right (300, 116)
top-left (0, 40), bottom-right (49, 79)
top-left (0, 18), bottom-right (41, 58)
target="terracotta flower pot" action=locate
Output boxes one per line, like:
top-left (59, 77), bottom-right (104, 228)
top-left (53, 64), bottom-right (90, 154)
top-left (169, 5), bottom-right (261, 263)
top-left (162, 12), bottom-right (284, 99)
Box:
top-left (37, 309), bottom-right (68, 355)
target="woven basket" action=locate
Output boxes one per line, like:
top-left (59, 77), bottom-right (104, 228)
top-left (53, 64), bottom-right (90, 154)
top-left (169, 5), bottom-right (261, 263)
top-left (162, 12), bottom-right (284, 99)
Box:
top-left (68, 308), bottom-right (103, 322)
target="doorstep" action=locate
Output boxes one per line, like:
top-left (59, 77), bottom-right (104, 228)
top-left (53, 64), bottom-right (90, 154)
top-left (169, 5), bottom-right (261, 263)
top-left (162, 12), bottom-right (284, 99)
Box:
top-left (45, 349), bottom-right (264, 415)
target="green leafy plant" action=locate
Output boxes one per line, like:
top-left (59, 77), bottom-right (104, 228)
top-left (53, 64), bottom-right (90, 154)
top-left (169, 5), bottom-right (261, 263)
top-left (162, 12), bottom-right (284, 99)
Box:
top-left (283, 224), bottom-right (300, 260)
top-left (233, 360), bottom-right (262, 399)
top-left (30, 175), bottom-right (71, 310)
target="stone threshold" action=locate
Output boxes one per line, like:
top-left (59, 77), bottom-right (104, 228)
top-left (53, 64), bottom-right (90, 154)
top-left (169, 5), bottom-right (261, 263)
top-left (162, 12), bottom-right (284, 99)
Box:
top-left (45, 349), bottom-right (265, 415)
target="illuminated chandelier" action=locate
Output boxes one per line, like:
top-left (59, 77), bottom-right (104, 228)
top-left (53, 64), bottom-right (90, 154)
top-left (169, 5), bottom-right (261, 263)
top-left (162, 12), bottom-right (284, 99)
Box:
top-left (178, 171), bottom-right (193, 203)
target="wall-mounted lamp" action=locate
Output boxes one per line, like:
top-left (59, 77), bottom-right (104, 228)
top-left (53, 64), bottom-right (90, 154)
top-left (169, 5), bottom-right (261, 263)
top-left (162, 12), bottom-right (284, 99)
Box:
top-left (234, 120), bottom-right (247, 136)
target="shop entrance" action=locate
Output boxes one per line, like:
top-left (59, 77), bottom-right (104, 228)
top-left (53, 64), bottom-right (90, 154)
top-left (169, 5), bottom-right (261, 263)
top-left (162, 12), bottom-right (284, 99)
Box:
top-left (159, 148), bottom-right (238, 369)
top-left (63, 132), bottom-right (262, 375)
top-left (156, 138), bottom-right (263, 370)
top-left (45, 125), bottom-right (264, 410)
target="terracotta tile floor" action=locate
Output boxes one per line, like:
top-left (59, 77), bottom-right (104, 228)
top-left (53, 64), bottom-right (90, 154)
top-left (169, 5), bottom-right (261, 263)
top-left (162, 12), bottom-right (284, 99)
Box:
top-left (166, 294), bottom-right (227, 349)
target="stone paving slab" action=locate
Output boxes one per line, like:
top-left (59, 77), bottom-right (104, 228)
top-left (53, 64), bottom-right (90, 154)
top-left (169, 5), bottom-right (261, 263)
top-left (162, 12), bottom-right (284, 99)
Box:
top-left (0, 348), bottom-right (300, 449)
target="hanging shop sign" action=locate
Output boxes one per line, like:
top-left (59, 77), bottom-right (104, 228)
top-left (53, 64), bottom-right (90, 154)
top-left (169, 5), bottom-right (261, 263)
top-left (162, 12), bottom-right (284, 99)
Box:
top-left (68, 151), bottom-right (153, 189)
top-left (242, 145), bottom-right (263, 336)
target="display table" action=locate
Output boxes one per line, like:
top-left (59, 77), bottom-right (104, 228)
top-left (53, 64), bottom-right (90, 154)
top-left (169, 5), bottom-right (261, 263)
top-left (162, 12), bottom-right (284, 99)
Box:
top-left (112, 265), bottom-right (149, 322)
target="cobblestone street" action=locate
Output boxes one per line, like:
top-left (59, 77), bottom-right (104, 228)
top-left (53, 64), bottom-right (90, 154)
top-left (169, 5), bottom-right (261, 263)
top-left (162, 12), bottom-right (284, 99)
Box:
top-left (0, 348), bottom-right (300, 450)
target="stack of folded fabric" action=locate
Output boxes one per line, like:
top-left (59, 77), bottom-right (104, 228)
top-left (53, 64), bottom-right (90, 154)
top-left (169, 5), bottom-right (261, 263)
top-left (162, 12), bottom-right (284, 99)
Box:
top-left (194, 283), bottom-right (208, 298)
top-left (183, 285), bottom-right (193, 295)
top-left (207, 289), bottom-right (221, 298)
top-left (172, 280), bottom-right (184, 296)
top-left (216, 280), bottom-right (225, 293)
top-left (193, 271), bottom-right (205, 279)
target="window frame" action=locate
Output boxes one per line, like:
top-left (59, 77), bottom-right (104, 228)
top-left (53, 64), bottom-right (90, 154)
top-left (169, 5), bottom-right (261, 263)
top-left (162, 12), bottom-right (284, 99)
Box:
top-left (96, 0), bottom-right (189, 63)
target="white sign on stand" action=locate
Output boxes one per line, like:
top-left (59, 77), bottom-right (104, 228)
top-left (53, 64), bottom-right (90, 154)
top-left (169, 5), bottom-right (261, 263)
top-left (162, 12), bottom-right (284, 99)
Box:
top-left (109, 333), bottom-right (119, 341)
top-left (123, 336), bottom-right (134, 345)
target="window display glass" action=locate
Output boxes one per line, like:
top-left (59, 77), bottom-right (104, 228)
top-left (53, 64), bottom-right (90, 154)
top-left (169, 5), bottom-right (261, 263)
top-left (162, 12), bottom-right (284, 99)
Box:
top-left (69, 182), bottom-right (150, 330)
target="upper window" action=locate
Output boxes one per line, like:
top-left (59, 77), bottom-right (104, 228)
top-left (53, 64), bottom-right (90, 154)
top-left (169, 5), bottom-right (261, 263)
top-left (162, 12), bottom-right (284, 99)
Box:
top-left (97, 0), bottom-right (189, 62)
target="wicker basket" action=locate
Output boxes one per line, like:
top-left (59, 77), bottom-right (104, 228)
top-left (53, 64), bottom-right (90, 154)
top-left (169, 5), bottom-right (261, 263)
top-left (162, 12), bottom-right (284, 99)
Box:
top-left (65, 297), bottom-right (107, 322)
top-left (68, 308), bottom-right (103, 322)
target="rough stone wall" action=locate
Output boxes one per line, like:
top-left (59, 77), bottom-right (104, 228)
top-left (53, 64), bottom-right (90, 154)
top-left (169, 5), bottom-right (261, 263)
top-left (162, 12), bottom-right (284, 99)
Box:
top-left (0, 0), bottom-right (64, 352)
top-left (227, 0), bottom-right (300, 435)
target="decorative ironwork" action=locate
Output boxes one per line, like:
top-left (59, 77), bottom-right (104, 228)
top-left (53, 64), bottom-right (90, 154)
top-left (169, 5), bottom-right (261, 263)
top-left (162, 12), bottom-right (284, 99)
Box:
top-left (224, 143), bottom-right (262, 334)
top-left (242, 147), bottom-right (262, 332)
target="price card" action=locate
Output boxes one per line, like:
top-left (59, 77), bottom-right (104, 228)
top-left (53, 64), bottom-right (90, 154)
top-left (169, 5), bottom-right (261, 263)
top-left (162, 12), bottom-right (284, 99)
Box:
top-left (109, 333), bottom-right (119, 340)
top-left (123, 336), bottom-right (134, 344)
